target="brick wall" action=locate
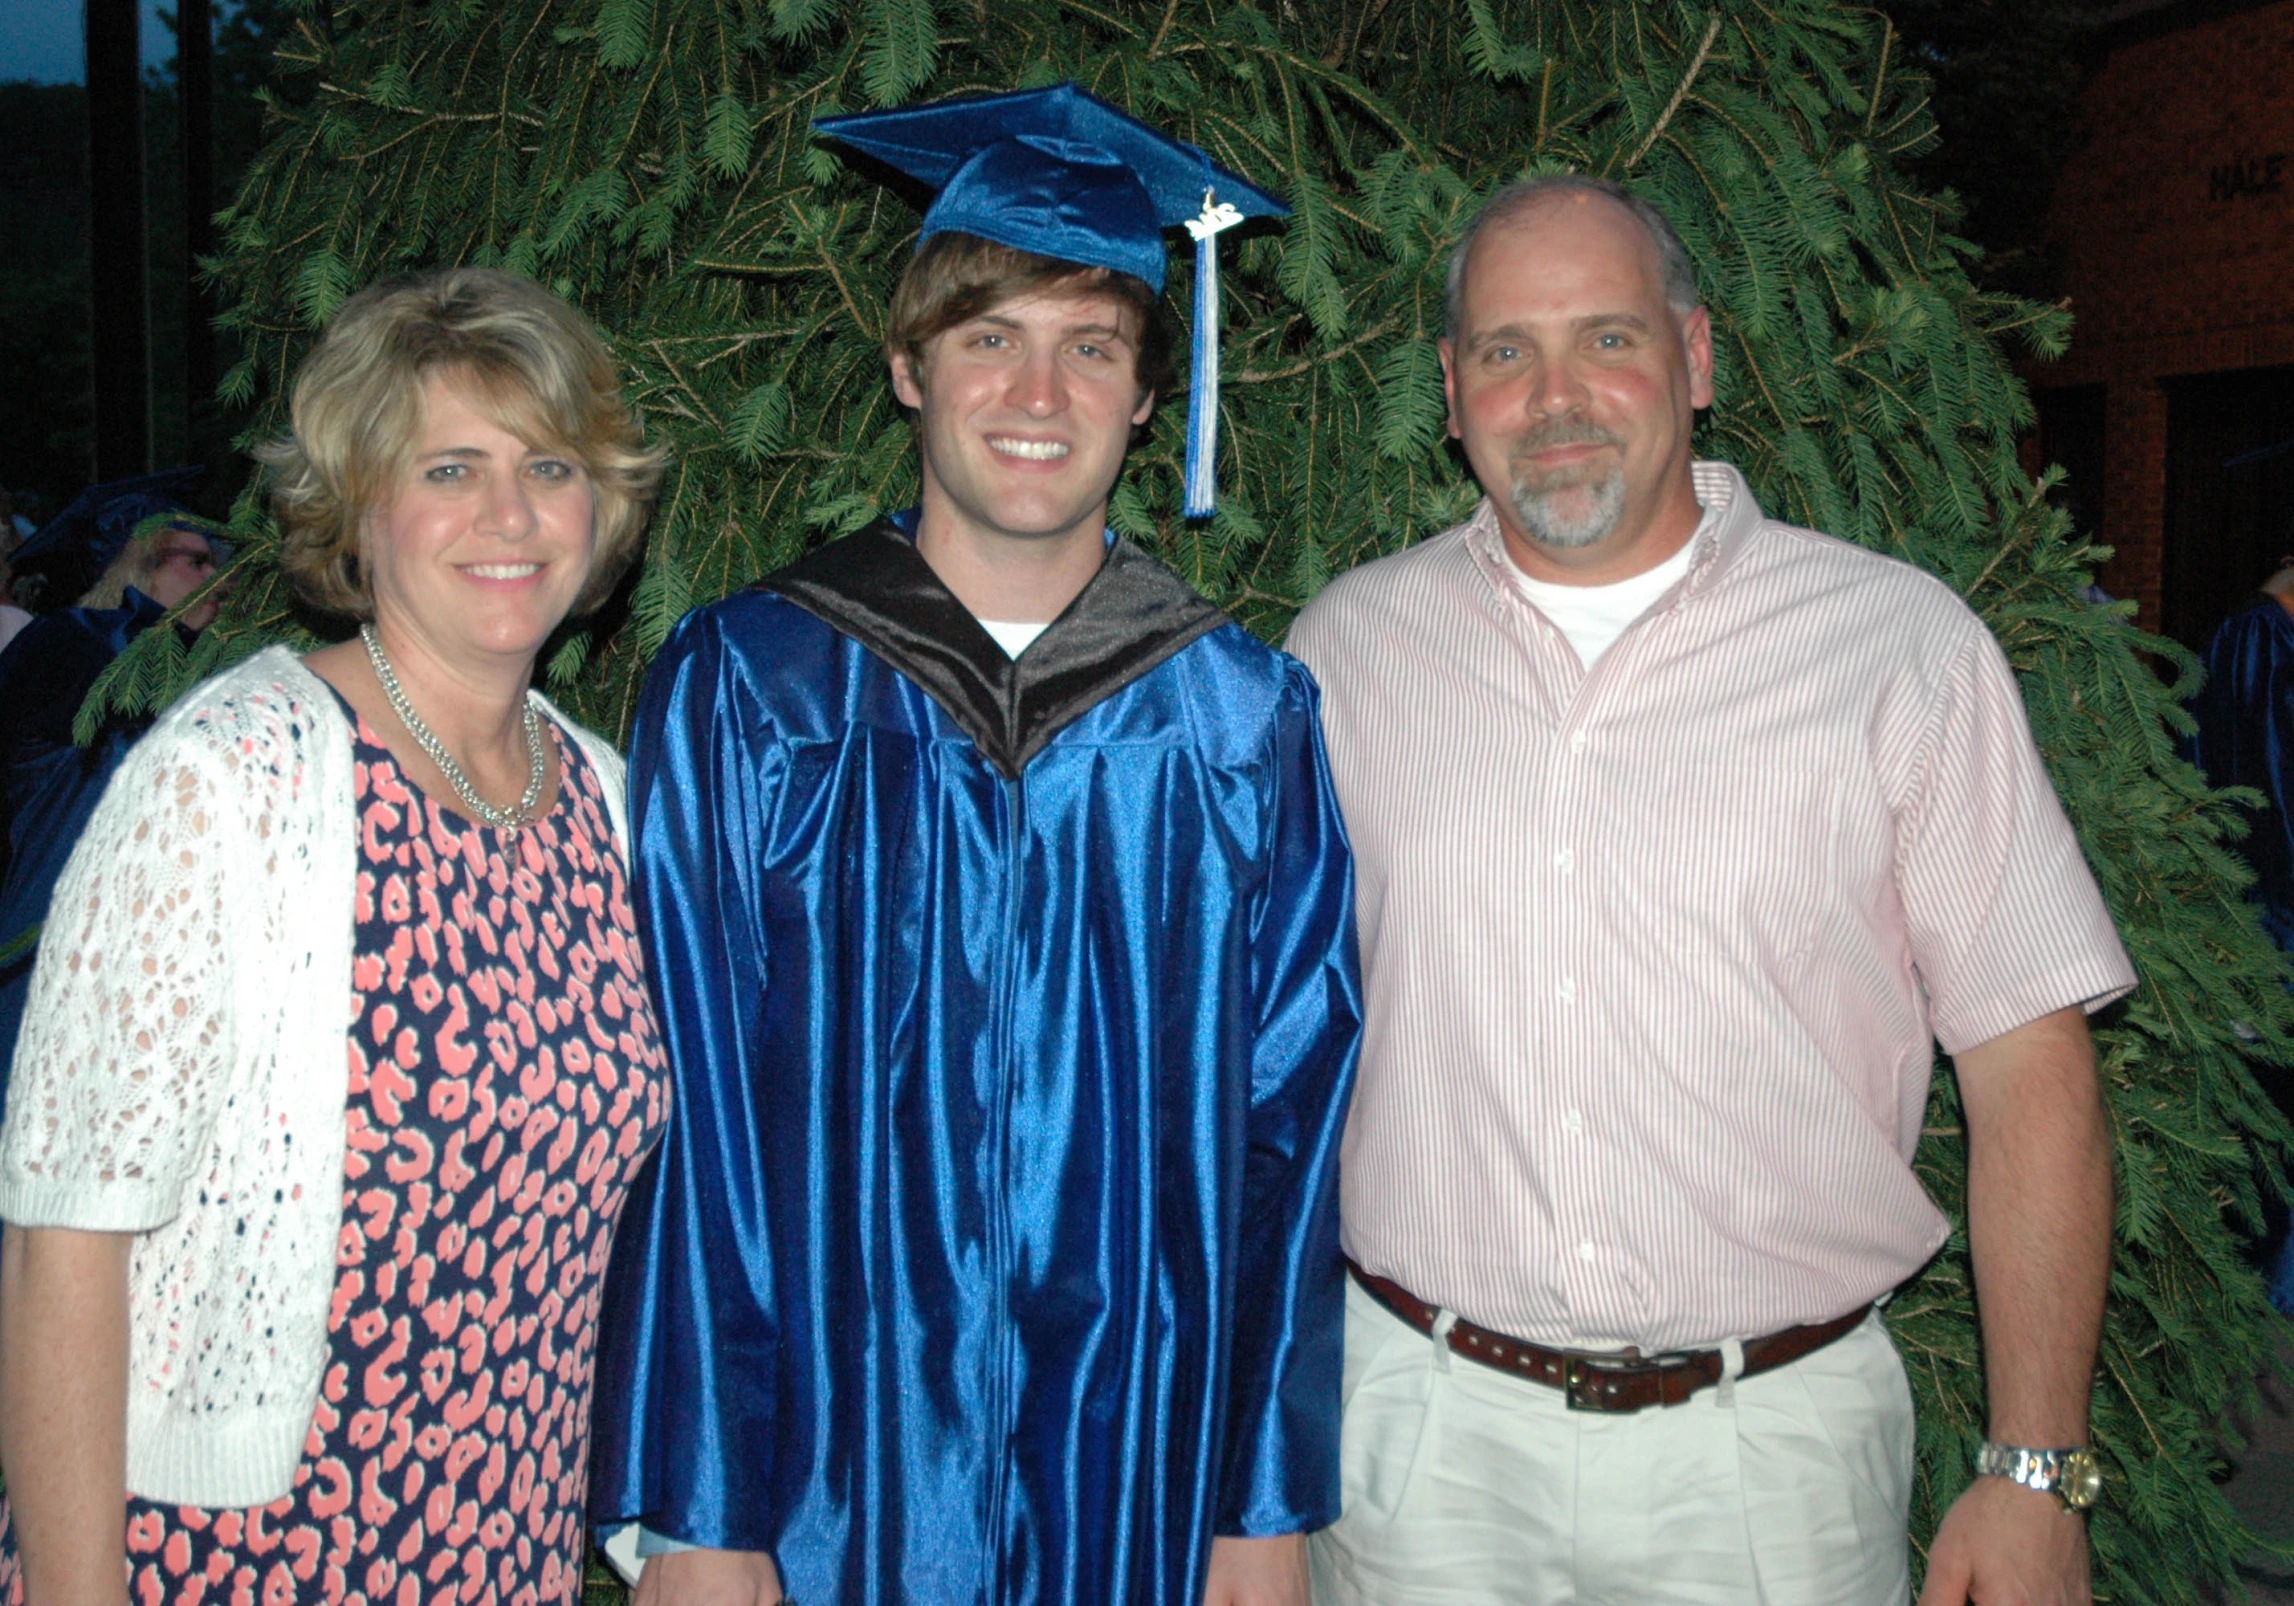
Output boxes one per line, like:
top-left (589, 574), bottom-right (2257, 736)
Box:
top-left (2030, 0), bottom-right (2294, 625)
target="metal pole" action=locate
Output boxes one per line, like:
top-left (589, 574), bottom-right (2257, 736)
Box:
top-left (85, 0), bottom-right (152, 479)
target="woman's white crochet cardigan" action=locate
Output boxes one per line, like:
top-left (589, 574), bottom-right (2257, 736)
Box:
top-left (0, 645), bottom-right (628, 1507)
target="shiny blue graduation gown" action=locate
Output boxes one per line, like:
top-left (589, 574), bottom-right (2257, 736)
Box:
top-left (591, 520), bottom-right (1362, 1604)
top-left (2190, 597), bottom-right (2294, 950)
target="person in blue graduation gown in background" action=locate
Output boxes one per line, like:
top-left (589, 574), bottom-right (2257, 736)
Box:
top-left (0, 473), bottom-right (229, 1097)
top-left (2188, 560), bottom-right (2294, 1310)
top-left (2191, 564), bottom-right (2294, 954)
top-left (590, 85), bottom-right (1362, 1606)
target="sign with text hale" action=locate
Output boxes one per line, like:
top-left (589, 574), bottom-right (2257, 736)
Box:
top-left (2210, 152), bottom-right (2288, 200)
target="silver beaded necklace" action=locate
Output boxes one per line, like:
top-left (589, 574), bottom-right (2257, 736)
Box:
top-left (360, 622), bottom-right (546, 835)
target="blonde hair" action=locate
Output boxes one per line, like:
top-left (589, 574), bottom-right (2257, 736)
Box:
top-left (77, 513), bottom-right (219, 610)
top-left (256, 266), bottom-right (666, 618)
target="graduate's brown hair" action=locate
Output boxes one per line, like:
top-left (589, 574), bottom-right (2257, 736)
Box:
top-left (885, 231), bottom-right (1176, 409)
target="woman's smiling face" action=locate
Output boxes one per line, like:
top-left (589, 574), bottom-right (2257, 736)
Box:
top-left (361, 369), bottom-right (598, 672)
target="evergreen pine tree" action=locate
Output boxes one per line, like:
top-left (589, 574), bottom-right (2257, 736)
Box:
top-left (97, 1), bottom-right (2294, 1597)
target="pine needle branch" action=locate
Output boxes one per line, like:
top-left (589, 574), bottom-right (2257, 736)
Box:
top-left (1622, 11), bottom-right (1721, 169)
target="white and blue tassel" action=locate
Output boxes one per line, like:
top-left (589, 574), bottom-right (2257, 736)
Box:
top-left (1182, 190), bottom-right (1245, 519)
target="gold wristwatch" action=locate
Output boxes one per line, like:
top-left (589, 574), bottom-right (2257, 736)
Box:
top-left (1975, 1442), bottom-right (2103, 1512)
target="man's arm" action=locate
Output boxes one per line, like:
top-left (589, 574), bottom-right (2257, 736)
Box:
top-left (1918, 1005), bottom-right (2112, 1606)
top-left (589, 610), bottom-right (789, 1598)
top-left (1214, 666), bottom-right (1363, 1570)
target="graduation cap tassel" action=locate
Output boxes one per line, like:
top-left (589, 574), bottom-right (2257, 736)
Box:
top-left (1182, 231), bottom-right (1218, 518)
top-left (1183, 190), bottom-right (1245, 520)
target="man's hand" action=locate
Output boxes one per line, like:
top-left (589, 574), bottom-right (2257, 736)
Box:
top-left (1917, 1478), bottom-right (2090, 1606)
top-left (1937, 1006), bottom-right (2109, 1606)
top-left (1201, 1533), bottom-right (1308, 1606)
top-left (632, 1548), bottom-right (785, 1606)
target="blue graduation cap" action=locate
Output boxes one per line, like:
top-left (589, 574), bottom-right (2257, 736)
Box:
top-left (815, 83), bottom-right (1288, 518)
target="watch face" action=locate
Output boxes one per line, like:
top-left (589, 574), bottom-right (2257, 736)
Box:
top-left (2061, 1450), bottom-right (2104, 1510)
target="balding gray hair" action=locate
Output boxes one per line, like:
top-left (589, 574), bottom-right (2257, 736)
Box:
top-left (1444, 175), bottom-right (1701, 343)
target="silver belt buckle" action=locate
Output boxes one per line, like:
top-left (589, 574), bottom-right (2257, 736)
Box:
top-left (1562, 1353), bottom-right (1642, 1412)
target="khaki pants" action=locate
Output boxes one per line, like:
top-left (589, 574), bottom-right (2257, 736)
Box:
top-left (1307, 1278), bottom-right (1914, 1606)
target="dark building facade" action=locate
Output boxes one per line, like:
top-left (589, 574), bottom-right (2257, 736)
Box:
top-left (2031, 0), bottom-right (2294, 650)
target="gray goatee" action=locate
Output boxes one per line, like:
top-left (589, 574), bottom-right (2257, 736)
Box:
top-left (1507, 421), bottom-right (1626, 550)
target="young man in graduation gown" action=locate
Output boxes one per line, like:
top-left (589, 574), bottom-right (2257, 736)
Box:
top-left (590, 85), bottom-right (1362, 1606)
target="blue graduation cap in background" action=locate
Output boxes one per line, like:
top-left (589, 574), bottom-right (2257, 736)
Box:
top-left (815, 83), bottom-right (1288, 518)
top-left (12, 467), bottom-right (208, 602)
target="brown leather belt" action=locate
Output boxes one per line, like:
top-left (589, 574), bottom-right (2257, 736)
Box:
top-left (1346, 1259), bottom-right (1870, 1413)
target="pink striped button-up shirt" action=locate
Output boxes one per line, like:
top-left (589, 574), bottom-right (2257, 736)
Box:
top-left (1286, 461), bottom-right (2134, 1351)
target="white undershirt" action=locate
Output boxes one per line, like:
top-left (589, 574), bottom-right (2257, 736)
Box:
top-left (1501, 535), bottom-right (1699, 670)
top-left (979, 619), bottom-right (1050, 659)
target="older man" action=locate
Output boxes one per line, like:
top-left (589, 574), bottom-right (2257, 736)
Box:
top-left (1287, 176), bottom-right (2133, 1605)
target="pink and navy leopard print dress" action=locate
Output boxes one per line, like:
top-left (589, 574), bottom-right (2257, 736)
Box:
top-left (0, 702), bottom-right (670, 1606)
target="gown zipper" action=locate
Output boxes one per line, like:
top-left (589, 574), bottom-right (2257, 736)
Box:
top-left (983, 768), bottom-right (1026, 1600)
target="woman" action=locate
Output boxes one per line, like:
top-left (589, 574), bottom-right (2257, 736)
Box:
top-left (0, 266), bottom-right (669, 1606)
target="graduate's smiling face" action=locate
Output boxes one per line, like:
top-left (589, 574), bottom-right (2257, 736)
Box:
top-left (891, 285), bottom-right (1154, 553)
